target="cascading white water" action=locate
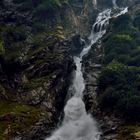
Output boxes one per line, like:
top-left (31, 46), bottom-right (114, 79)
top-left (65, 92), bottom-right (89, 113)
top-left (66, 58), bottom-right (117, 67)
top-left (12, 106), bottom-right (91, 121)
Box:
top-left (112, 0), bottom-right (118, 8)
top-left (45, 6), bottom-right (128, 140)
top-left (93, 0), bottom-right (97, 8)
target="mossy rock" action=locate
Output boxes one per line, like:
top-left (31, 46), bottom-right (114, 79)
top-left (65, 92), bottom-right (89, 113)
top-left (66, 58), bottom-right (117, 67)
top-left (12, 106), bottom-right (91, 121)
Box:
top-left (22, 75), bottom-right (50, 91)
top-left (0, 101), bottom-right (42, 139)
top-left (0, 24), bottom-right (27, 61)
top-left (116, 124), bottom-right (140, 140)
top-left (0, 40), bottom-right (5, 56)
top-left (135, 131), bottom-right (140, 138)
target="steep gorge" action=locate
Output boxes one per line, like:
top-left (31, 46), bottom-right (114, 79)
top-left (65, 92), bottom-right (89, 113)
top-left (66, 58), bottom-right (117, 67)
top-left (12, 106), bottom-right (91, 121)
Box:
top-left (0, 0), bottom-right (139, 140)
top-left (83, 1), bottom-right (140, 140)
top-left (0, 0), bottom-right (99, 139)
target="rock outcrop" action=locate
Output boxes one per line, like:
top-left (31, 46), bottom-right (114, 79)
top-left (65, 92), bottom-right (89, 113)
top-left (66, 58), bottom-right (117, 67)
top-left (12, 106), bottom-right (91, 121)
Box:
top-left (82, 2), bottom-right (140, 140)
top-left (0, 0), bottom-right (139, 139)
top-left (0, 1), bottom-right (79, 139)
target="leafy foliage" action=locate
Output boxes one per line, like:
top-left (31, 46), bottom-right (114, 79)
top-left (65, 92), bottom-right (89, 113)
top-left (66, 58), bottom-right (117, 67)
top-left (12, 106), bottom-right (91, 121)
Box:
top-left (35, 0), bottom-right (67, 14)
top-left (0, 101), bottom-right (42, 139)
top-left (98, 12), bottom-right (140, 121)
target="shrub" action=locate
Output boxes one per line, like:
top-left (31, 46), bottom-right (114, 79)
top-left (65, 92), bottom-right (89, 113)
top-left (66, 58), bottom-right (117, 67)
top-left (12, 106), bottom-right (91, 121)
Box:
top-left (98, 63), bottom-right (140, 120)
top-left (36, 0), bottom-right (62, 15)
top-left (112, 14), bottom-right (132, 31)
top-left (99, 87), bottom-right (120, 109)
top-left (117, 96), bottom-right (140, 120)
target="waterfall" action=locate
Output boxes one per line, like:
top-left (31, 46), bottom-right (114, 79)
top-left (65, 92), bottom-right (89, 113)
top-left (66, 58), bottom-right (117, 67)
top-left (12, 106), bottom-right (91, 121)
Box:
top-left (112, 0), bottom-right (118, 9)
top-left (93, 0), bottom-right (97, 8)
top-left (45, 6), bottom-right (128, 140)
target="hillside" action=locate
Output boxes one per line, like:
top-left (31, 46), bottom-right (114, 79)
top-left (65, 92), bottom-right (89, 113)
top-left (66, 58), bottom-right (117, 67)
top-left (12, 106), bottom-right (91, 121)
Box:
top-left (83, 2), bottom-right (140, 140)
top-left (0, 0), bottom-right (140, 140)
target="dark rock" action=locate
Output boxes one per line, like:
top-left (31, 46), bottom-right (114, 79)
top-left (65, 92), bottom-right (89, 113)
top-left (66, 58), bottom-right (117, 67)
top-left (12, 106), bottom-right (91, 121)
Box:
top-left (70, 34), bottom-right (85, 55)
top-left (21, 87), bottom-right (46, 105)
top-left (0, 112), bottom-right (16, 121)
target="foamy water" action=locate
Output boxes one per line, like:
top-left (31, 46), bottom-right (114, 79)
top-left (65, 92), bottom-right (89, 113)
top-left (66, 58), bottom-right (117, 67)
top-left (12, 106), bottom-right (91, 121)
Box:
top-left (45, 4), bottom-right (128, 140)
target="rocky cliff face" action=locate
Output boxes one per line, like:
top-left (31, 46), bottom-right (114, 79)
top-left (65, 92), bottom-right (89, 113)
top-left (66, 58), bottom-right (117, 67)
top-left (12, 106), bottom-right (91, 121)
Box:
top-left (0, 0), bottom-right (101, 139)
top-left (0, 22), bottom-right (74, 140)
top-left (82, 2), bottom-right (140, 140)
top-left (0, 0), bottom-right (138, 139)
top-left (0, 1), bottom-right (79, 139)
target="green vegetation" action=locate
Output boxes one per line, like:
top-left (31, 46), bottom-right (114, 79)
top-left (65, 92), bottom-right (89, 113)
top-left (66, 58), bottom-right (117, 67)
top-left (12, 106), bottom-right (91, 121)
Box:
top-left (12, 0), bottom-right (68, 18)
top-left (0, 101), bottom-right (42, 139)
top-left (0, 24), bottom-right (26, 61)
top-left (22, 29), bottom-right (66, 91)
top-left (34, 0), bottom-right (68, 16)
top-left (118, 124), bottom-right (140, 139)
top-left (0, 40), bottom-right (5, 56)
top-left (98, 13), bottom-right (140, 121)
top-left (0, 0), bottom-right (71, 139)
top-left (22, 75), bottom-right (50, 91)
top-left (98, 63), bottom-right (140, 120)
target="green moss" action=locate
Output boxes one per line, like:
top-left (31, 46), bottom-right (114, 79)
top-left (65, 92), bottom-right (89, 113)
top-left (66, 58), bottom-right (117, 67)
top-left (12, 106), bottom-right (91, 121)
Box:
top-left (115, 34), bottom-right (133, 41)
top-left (22, 75), bottom-right (50, 91)
top-left (0, 84), bottom-right (5, 93)
top-left (30, 32), bottom-right (56, 55)
top-left (0, 122), bottom-right (8, 140)
top-left (36, 0), bottom-right (63, 14)
top-left (29, 30), bottom-right (64, 57)
top-left (0, 24), bottom-right (27, 61)
top-left (0, 40), bottom-right (5, 56)
top-left (121, 124), bottom-right (140, 138)
top-left (114, 124), bottom-right (140, 140)
top-left (0, 101), bottom-right (42, 139)
top-left (5, 42), bottom-right (24, 61)
top-left (123, 124), bottom-right (140, 132)
top-left (135, 131), bottom-right (140, 138)
top-left (33, 32), bottom-right (48, 46)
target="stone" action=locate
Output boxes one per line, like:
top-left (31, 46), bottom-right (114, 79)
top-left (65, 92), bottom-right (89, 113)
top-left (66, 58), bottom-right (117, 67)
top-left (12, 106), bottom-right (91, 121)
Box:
top-left (0, 112), bottom-right (16, 121)
top-left (21, 87), bottom-right (46, 105)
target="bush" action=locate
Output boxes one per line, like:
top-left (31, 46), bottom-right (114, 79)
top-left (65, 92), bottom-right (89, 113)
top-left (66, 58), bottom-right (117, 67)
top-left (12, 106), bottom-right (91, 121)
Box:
top-left (98, 2), bottom-right (140, 123)
top-left (98, 63), bottom-right (127, 91)
top-left (36, 0), bottom-right (62, 15)
top-left (99, 87), bottom-right (120, 109)
top-left (98, 62), bottom-right (140, 120)
top-left (117, 96), bottom-right (140, 120)
top-left (112, 14), bottom-right (132, 31)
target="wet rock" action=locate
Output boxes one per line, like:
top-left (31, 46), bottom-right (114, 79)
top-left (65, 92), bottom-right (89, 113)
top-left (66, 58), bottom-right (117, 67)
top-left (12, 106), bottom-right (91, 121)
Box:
top-left (70, 34), bottom-right (85, 55)
top-left (82, 37), bottom-right (123, 140)
top-left (104, 134), bottom-right (118, 140)
top-left (0, 0), bottom-right (118, 139)
top-left (0, 112), bottom-right (16, 121)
